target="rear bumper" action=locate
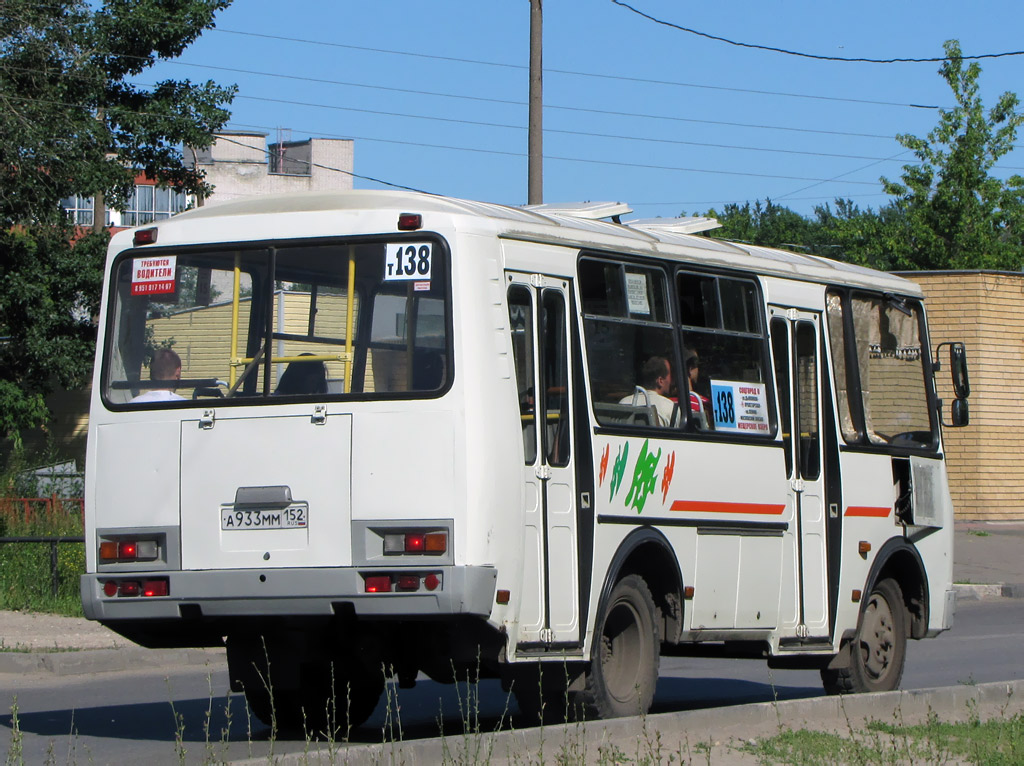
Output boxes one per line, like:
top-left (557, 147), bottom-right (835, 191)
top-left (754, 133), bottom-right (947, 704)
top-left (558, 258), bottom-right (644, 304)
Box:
top-left (81, 565), bottom-right (497, 622)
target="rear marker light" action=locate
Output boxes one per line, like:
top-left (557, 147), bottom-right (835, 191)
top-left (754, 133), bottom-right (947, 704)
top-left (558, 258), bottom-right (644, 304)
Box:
top-left (133, 227), bottom-right (158, 246)
top-left (365, 575), bottom-right (391, 593)
top-left (397, 213), bottom-right (422, 231)
top-left (496, 589), bottom-right (510, 604)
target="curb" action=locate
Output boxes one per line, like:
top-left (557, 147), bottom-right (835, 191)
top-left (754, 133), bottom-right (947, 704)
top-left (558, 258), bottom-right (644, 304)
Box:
top-left (0, 646), bottom-right (225, 676)
top-left (230, 680), bottom-right (1024, 766)
top-left (953, 582), bottom-right (1024, 600)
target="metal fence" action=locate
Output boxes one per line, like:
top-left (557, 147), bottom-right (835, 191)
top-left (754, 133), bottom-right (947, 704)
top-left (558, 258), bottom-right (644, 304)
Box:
top-left (0, 496), bottom-right (85, 598)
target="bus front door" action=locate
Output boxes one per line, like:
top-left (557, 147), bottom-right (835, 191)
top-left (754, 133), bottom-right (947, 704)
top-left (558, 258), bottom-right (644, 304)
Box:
top-left (507, 274), bottom-right (580, 648)
top-left (770, 308), bottom-right (830, 639)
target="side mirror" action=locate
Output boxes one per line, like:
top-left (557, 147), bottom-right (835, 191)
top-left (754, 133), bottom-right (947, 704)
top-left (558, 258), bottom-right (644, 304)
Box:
top-left (949, 342), bottom-right (970, 399)
top-left (951, 397), bottom-right (969, 427)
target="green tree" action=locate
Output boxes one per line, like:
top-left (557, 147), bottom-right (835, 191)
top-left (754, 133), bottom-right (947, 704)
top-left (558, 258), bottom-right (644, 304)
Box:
top-left (881, 39), bottom-right (1024, 270)
top-left (704, 199), bottom-right (821, 251)
top-left (0, 0), bottom-right (235, 447)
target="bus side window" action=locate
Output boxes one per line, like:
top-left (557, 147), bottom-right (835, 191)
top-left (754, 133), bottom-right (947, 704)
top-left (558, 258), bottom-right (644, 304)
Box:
top-left (580, 258), bottom-right (678, 430)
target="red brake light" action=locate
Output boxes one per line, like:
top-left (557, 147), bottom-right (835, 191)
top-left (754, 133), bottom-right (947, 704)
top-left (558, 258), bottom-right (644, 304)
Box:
top-left (405, 533), bottom-right (425, 553)
top-left (118, 581), bottom-right (140, 597)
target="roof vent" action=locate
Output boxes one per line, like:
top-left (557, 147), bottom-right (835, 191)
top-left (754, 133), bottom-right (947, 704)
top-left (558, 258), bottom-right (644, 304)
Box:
top-left (522, 201), bottom-right (633, 221)
top-left (626, 216), bottom-right (722, 235)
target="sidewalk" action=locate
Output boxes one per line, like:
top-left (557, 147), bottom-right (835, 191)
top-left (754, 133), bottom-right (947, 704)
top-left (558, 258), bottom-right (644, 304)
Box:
top-left (953, 519), bottom-right (1024, 598)
top-left (0, 520), bottom-right (1020, 663)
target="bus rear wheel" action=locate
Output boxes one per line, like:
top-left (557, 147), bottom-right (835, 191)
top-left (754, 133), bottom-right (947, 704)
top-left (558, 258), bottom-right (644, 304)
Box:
top-left (230, 638), bottom-right (383, 735)
top-left (578, 574), bottom-right (660, 719)
top-left (821, 578), bottom-right (907, 694)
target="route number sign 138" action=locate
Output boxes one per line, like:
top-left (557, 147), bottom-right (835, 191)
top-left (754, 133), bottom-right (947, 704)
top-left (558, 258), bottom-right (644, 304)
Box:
top-left (385, 242), bottom-right (433, 281)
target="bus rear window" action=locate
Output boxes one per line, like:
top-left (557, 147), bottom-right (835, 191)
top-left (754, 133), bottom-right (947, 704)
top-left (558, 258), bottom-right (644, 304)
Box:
top-left (103, 239), bottom-right (450, 406)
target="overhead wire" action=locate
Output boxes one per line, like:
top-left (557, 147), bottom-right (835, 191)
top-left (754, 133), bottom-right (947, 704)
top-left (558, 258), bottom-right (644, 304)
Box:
top-left (611, 0), bottom-right (1024, 63)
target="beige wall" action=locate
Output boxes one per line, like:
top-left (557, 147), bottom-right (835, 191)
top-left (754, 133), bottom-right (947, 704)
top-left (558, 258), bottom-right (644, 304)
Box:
top-left (907, 271), bottom-right (1024, 521)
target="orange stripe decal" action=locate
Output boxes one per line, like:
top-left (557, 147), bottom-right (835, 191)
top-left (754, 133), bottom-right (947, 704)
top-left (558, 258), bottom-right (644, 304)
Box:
top-left (845, 506), bottom-right (891, 518)
top-left (670, 500), bottom-right (786, 515)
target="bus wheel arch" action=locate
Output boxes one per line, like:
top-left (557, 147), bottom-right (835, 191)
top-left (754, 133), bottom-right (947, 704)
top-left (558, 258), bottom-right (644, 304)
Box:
top-left (866, 538), bottom-right (930, 641)
top-left (599, 527), bottom-right (684, 646)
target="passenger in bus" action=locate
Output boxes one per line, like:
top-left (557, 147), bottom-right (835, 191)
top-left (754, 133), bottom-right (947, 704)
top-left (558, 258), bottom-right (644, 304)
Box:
top-left (619, 355), bottom-right (677, 427)
top-left (131, 348), bottom-right (184, 403)
top-left (274, 354), bottom-right (328, 396)
top-left (685, 349), bottom-right (712, 430)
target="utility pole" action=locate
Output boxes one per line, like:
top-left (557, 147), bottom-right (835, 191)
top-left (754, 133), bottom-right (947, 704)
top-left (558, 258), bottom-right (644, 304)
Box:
top-left (528, 0), bottom-right (543, 204)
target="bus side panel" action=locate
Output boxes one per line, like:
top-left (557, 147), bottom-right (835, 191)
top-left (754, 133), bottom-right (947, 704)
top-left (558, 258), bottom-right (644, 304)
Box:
top-left (834, 451), bottom-right (899, 634)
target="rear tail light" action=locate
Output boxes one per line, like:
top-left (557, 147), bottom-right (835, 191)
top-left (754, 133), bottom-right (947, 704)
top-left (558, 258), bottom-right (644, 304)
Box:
top-left (102, 578), bottom-right (169, 598)
top-left (98, 539), bottom-right (159, 563)
top-left (383, 530), bottom-right (447, 555)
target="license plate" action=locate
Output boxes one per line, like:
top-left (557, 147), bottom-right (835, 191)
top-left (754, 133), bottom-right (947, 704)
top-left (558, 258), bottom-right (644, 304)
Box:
top-left (221, 504), bottom-right (307, 530)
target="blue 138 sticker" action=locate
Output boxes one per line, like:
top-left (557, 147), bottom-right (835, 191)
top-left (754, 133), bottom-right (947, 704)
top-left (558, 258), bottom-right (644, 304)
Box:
top-left (385, 242), bottom-right (432, 281)
top-left (711, 383), bottom-right (737, 429)
top-left (710, 380), bottom-right (770, 434)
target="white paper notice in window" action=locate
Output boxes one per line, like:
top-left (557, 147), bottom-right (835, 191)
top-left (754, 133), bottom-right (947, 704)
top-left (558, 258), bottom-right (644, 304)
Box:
top-left (625, 272), bottom-right (650, 315)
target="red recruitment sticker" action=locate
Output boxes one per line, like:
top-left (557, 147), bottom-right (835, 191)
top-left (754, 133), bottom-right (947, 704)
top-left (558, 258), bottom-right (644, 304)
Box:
top-left (131, 255), bottom-right (177, 296)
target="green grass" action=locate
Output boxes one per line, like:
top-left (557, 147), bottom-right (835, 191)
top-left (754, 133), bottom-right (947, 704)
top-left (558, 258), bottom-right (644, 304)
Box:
top-left (746, 710), bottom-right (1024, 765)
top-left (0, 497), bottom-right (85, 617)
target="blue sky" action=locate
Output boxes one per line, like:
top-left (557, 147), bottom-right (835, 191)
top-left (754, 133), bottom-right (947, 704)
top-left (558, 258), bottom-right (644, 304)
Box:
top-left (144, 0), bottom-right (1024, 220)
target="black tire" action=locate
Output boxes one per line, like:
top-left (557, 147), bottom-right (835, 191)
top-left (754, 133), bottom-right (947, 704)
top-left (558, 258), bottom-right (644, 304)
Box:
top-left (230, 639), bottom-right (383, 735)
top-left (821, 578), bottom-right (907, 694)
top-left (577, 574), bottom-right (660, 719)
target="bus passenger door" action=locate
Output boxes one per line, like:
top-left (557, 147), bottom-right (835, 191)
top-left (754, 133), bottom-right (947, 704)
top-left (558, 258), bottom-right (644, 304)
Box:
top-left (770, 308), bottom-right (829, 638)
top-left (507, 274), bottom-right (579, 647)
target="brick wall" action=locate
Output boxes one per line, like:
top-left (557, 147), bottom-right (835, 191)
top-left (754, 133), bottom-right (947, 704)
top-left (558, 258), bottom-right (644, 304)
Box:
top-left (907, 271), bottom-right (1024, 521)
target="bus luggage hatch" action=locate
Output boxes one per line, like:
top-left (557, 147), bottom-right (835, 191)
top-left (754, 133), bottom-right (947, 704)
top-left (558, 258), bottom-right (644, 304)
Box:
top-left (179, 412), bottom-right (352, 570)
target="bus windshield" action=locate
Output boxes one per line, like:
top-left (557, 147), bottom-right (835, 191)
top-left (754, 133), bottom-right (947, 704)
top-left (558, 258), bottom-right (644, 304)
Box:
top-left (102, 238), bottom-right (450, 406)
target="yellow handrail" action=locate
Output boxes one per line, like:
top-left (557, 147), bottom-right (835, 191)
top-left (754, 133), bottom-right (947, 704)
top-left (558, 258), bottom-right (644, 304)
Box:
top-left (229, 253), bottom-right (241, 388)
top-left (344, 246), bottom-right (356, 394)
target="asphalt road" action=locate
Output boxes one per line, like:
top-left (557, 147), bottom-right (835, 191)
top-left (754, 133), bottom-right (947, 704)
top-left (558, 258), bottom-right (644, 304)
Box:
top-left (1, 599), bottom-right (1021, 765)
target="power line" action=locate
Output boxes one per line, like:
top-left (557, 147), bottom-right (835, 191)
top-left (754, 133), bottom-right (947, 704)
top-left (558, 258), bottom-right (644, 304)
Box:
top-left (205, 27), bottom-right (943, 110)
top-left (611, 0), bottom-right (1024, 64)
top-left (225, 120), bottom-right (882, 186)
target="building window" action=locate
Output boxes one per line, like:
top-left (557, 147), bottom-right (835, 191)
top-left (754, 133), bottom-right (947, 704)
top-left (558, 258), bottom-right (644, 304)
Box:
top-left (121, 185), bottom-right (187, 226)
top-left (61, 194), bottom-right (106, 226)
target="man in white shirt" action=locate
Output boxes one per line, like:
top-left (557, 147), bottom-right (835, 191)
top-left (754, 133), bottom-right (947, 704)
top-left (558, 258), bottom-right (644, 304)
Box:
top-left (131, 348), bottom-right (185, 403)
top-left (619, 355), bottom-right (677, 427)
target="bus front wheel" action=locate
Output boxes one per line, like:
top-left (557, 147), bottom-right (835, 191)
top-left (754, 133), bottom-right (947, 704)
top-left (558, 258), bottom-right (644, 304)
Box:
top-left (821, 577), bottom-right (907, 694)
top-left (578, 574), bottom-right (660, 719)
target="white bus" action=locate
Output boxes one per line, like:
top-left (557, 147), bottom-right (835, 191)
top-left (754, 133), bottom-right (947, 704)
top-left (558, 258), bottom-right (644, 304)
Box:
top-left (82, 191), bottom-right (970, 730)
